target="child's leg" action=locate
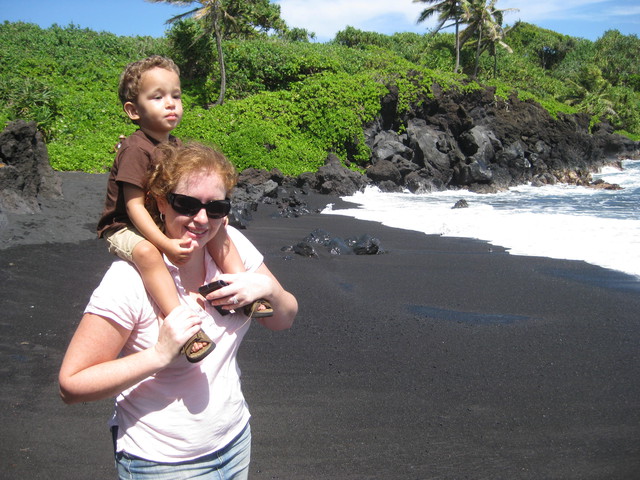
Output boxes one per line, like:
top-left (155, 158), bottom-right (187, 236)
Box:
top-left (207, 222), bottom-right (245, 276)
top-left (132, 240), bottom-right (181, 317)
top-left (132, 240), bottom-right (211, 358)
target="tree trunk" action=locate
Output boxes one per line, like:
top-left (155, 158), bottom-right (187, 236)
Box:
top-left (493, 46), bottom-right (497, 78)
top-left (473, 26), bottom-right (482, 78)
top-left (211, 10), bottom-right (226, 107)
top-left (454, 19), bottom-right (460, 73)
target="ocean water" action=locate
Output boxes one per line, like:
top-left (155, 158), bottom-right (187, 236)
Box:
top-left (322, 159), bottom-right (640, 279)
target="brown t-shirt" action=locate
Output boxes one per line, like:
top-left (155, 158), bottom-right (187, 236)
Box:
top-left (97, 130), bottom-right (179, 237)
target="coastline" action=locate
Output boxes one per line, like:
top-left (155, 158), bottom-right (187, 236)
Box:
top-left (1, 172), bottom-right (640, 478)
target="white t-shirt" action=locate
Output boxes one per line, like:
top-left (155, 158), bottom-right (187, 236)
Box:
top-left (85, 227), bottom-right (263, 462)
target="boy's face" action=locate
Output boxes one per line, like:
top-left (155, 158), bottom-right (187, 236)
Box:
top-left (124, 67), bottom-right (183, 141)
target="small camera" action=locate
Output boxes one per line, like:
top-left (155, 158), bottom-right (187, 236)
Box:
top-left (198, 280), bottom-right (231, 316)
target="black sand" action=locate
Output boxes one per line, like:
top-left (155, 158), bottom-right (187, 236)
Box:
top-left (1, 173), bottom-right (639, 479)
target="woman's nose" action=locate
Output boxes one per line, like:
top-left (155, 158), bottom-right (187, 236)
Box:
top-left (193, 207), bottom-right (209, 223)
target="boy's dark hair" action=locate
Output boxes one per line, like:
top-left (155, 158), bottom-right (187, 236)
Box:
top-left (118, 56), bottom-right (180, 105)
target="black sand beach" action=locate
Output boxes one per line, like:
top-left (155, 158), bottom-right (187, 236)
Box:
top-left (1, 172), bottom-right (640, 479)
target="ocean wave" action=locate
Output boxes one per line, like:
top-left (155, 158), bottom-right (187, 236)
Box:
top-left (323, 160), bottom-right (640, 278)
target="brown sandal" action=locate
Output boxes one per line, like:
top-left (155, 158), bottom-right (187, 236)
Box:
top-left (243, 300), bottom-right (274, 318)
top-left (182, 329), bottom-right (214, 363)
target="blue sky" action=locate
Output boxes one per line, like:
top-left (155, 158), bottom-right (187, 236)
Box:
top-left (1, 0), bottom-right (638, 42)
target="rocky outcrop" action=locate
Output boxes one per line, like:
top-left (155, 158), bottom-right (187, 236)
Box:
top-left (231, 153), bottom-right (371, 220)
top-left (298, 153), bottom-right (370, 196)
top-left (363, 85), bottom-right (640, 194)
top-left (0, 120), bottom-right (62, 214)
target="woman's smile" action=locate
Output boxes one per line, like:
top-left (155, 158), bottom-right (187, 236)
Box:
top-left (185, 222), bottom-right (211, 239)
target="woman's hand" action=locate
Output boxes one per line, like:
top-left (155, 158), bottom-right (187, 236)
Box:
top-left (154, 306), bottom-right (203, 363)
top-left (203, 272), bottom-right (272, 311)
top-left (202, 264), bottom-right (298, 331)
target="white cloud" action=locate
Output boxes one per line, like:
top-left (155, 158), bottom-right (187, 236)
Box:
top-left (608, 4), bottom-right (640, 17)
top-left (275, 0), bottom-right (428, 40)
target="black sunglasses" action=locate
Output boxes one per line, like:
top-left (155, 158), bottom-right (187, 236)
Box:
top-left (166, 193), bottom-right (231, 219)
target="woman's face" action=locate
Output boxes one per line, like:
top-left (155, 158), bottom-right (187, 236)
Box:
top-left (159, 170), bottom-right (228, 250)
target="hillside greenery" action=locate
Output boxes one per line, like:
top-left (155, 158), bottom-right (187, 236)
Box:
top-left (1, 20), bottom-right (639, 174)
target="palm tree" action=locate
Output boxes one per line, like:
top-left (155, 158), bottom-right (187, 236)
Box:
top-left (459, 0), bottom-right (516, 77)
top-left (477, 7), bottom-right (514, 77)
top-left (147, 0), bottom-right (285, 106)
top-left (413, 0), bottom-right (466, 73)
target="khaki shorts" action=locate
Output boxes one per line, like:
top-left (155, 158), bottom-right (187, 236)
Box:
top-left (104, 226), bottom-right (146, 262)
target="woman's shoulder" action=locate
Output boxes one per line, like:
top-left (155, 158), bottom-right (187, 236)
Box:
top-left (86, 260), bottom-right (155, 329)
top-left (99, 260), bottom-right (145, 293)
top-left (86, 260), bottom-right (151, 318)
top-left (105, 258), bottom-right (141, 275)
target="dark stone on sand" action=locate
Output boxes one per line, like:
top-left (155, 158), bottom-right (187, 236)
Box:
top-left (347, 233), bottom-right (383, 255)
top-left (287, 229), bottom-right (384, 256)
top-left (0, 120), bottom-right (62, 214)
top-left (292, 241), bottom-right (318, 258)
top-left (304, 228), bottom-right (333, 246)
top-left (327, 236), bottom-right (352, 255)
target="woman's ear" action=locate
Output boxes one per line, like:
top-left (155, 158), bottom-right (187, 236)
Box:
top-left (156, 195), bottom-right (168, 214)
top-left (123, 101), bottom-right (140, 122)
top-left (156, 195), bottom-right (170, 222)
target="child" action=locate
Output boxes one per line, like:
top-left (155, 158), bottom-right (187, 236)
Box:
top-left (97, 56), bottom-right (270, 363)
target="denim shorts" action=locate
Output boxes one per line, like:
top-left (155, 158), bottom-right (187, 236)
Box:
top-left (114, 423), bottom-right (251, 480)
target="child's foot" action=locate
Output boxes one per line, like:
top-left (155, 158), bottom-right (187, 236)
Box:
top-left (170, 306), bottom-right (215, 363)
top-left (244, 300), bottom-right (274, 318)
top-left (182, 328), bottom-right (214, 363)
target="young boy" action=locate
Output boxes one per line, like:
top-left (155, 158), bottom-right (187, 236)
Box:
top-left (97, 56), bottom-right (270, 363)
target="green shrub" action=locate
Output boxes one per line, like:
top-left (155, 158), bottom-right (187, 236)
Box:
top-left (176, 71), bottom-right (388, 174)
top-left (0, 77), bottom-right (62, 141)
top-left (334, 26), bottom-right (392, 49)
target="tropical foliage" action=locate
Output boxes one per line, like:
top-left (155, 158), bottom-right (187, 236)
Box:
top-left (414, 0), bottom-right (465, 72)
top-left (1, 8), bottom-right (639, 173)
top-left (146, 0), bottom-right (286, 106)
top-left (414, 0), bottom-right (516, 75)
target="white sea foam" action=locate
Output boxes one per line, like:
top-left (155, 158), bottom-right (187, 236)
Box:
top-left (323, 160), bottom-right (640, 278)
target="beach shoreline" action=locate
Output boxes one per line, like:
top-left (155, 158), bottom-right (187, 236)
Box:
top-left (1, 172), bottom-right (640, 479)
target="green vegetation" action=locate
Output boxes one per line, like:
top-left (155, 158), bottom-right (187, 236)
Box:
top-left (1, 18), bottom-right (639, 174)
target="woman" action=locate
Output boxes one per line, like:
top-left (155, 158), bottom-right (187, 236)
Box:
top-left (59, 141), bottom-right (298, 479)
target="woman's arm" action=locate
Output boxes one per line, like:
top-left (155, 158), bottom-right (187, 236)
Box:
top-left (252, 263), bottom-right (298, 331)
top-left (59, 308), bottom-right (202, 404)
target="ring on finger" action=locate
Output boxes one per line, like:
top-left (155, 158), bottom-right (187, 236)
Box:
top-left (230, 296), bottom-right (239, 305)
